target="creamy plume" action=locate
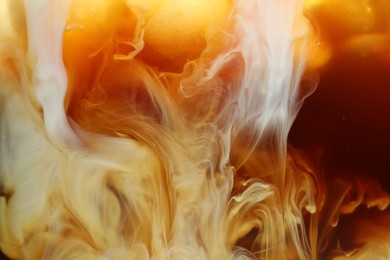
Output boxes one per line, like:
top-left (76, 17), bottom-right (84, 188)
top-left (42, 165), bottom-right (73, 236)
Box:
top-left (0, 0), bottom-right (389, 259)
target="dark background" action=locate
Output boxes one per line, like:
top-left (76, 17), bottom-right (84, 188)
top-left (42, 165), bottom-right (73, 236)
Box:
top-left (289, 53), bottom-right (390, 192)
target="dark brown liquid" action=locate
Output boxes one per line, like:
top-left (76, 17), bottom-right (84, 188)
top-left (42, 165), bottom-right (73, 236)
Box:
top-left (291, 0), bottom-right (390, 192)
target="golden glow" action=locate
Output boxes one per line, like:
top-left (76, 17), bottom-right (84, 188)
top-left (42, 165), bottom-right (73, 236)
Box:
top-left (0, 0), bottom-right (390, 259)
top-left (304, 0), bottom-right (390, 68)
top-left (143, 0), bottom-right (230, 65)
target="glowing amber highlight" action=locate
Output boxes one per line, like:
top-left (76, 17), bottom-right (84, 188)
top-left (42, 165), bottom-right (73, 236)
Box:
top-left (0, 0), bottom-right (389, 259)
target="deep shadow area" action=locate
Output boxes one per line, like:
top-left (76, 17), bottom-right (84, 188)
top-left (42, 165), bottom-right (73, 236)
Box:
top-left (0, 251), bottom-right (9, 260)
top-left (290, 53), bottom-right (390, 192)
